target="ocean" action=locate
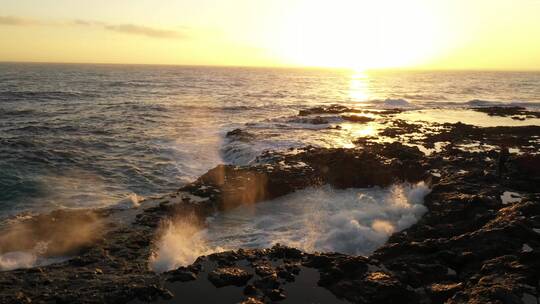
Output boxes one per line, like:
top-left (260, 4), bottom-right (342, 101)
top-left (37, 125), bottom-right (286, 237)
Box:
top-left (1, 62), bottom-right (540, 217)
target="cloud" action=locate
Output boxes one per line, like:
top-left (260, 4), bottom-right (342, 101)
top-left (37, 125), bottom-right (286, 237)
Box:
top-left (104, 24), bottom-right (187, 39)
top-left (0, 15), bottom-right (187, 40)
top-left (72, 19), bottom-right (105, 27)
top-left (0, 16), bottom-right (40, 26)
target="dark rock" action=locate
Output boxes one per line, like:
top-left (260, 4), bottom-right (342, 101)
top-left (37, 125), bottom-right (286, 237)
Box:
top-left (167, 268), bottom-right (197, 282)
top-left (240, 297), bottom-right (264, 304)
top-left (294, 116), bottom-right (329, 124)
top-left (341, 114), bottom-right (375, 123)
top-left (304, 254), bottom-right (334, 268)
top-left (208, 267), bottom-right (253, 287)
top-left (254, 264), bottom-right (275, 277)
top-left (276, 267), bottom-right (295, 282)
top-left (226, 129), bottom-right (255, 142)
top-left (0, 110), bottom-right (539, 304)
top-left (266, 288), bottom-right (286, 301)
top-left (243, 284), bottom-right (258, 296)
top-left (470, 106), bottom-right (540, 119)
top-left (253, 273), bottom-right (280, 290)
top-left (426, 282), bottom-right (463, 303)
top-left (299, 105), bottom-right (354, 116)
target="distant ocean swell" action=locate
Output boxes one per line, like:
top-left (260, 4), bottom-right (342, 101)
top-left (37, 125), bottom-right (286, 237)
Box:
top-left (1, 64), bottom-right (540, 217)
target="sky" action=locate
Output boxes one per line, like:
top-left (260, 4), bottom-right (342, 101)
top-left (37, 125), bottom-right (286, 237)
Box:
top-left (0, 0), bottom-right (539, 70)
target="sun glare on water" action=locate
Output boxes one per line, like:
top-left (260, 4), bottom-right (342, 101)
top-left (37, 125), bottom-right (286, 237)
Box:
top-left (349, 71), bottom-right (370, 102)
top-left (276, 0), bottom-right (448, 70)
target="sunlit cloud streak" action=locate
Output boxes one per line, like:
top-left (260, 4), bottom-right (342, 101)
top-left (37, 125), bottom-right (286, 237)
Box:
top-left (103, 24), bottom-right (187, 39)
top-left (0, 16), bottom-right (49, 26)
top-left (0, 15), bottom-right (187, 39)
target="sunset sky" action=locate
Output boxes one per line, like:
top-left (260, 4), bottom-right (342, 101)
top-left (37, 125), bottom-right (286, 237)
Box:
top-left (1, 0), bottom-right (539, 70)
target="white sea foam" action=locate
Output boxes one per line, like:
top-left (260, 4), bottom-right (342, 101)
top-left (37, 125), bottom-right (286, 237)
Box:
top-left (203, 183), bottom-right (430, 255)
top-left (368, 98), bottom-right (420, 109)
top-left (149, 216), bottom-right (225, 273)
top-left (150, 182), bottom-right (431, 272)
top-left (0, 242), bottom-right (68, 271)
top-left (113, 193), bottom-right (145, 209)
top-left (0, 251), bottom-right (38, 271)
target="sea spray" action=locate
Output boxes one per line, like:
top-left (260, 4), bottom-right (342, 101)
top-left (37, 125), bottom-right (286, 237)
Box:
top-left (0, 242), bottom-right (47, 271)
top-left (203, 182), bottom-right (431, 256)
top-left (0, 241), bottom-right (70, 271)
top-left (149, 215), bottom-right (225, 273)
top-left (0, 210), bottom-right (104, 271)
top-left (151, 182), bottom-right (431, 272)
top-left (113, 193), bottom-right (145, 209)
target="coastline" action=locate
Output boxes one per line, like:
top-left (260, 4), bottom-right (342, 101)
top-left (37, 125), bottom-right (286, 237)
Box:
top-left (1, 106), bottom-right (539, 303)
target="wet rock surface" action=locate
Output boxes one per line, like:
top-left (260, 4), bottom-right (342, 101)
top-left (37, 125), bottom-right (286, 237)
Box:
top-left (0, 106), bottom-right (539, 303)
top-left (470, 106), bottom-right (540, 120)
top-left (208, 267), bottom-right (253, 287)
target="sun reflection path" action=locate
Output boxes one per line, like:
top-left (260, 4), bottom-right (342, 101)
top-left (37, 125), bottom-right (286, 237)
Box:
top-left (349, 71), bottom-right (370, 102)
top-left (333, 123), bottom-right (380, 149)
top-left (355, 125), bottom-right (377, 137)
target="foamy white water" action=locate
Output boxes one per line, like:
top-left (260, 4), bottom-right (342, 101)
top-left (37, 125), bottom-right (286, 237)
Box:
top-left (149, 216), bottom-right (226, 273)
top-left (150, 183), bottom-right (431, 271)
top-left (203, 183), bottom-right (431, 255)
top-left (0, 242), bottom-right (69, 271)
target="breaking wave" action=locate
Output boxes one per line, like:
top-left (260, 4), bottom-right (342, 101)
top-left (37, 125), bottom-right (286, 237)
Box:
top-left (150, 182), bottom-right (431, 272)
top-left (203, 182), bottom-right (431, 255)
top-left (149, 216), bottom-right (225, 273)
top-left (0, 242), bottom-right (69, 271)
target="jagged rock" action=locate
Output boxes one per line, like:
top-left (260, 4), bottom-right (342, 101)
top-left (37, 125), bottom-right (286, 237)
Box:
top-left (427, 282), bottom-right (463, 303)
top-left (254, 264), bottom-right (275, 277)
top-left (167, 269), bottom-right (197, 282)
top-left (208, 267), bottom-right (253, 287)
top-left (240, 297), bottom-right (264, 304)
top-left (0, 114), bottom-right (539, 304)
top-left (243, 284), bottom-right (258, 296)
top-left (341, 115), bottom-right (375, 123)
top-left (470, 106), bottom-right (540, 119)
top-left (253, 273), bottom-right (280, 290)
top-left (226, 129), bottom-right (256, 142)
top-left (299, 105), bottom-right (354, 116)
top-left (266, 288), bottom-right (286, 301)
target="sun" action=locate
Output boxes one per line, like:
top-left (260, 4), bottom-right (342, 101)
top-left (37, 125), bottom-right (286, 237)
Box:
top-left (274, 0), bottom-right (448, 70)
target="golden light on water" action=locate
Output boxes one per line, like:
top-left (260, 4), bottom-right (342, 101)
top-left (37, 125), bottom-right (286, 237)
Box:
top-left (349, 71), bottom-right (370, 102)
top-left (354, 125), bottom-right (376, 137)
top-left (332, 122), bottom-right (378, 149)
top-left (335, 123), bottom-right (378, 149)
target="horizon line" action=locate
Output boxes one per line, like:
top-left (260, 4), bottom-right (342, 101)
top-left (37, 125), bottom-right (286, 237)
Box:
top-left (1, 60), bottom-right (540, 73)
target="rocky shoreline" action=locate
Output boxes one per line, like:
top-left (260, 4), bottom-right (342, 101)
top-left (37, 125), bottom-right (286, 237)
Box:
top-left (1, 106), bottom-right (539, 303)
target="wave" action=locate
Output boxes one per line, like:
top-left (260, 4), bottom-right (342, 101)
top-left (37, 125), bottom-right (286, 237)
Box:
top-left (220, 140), bottom-right (259, 165)
top-left (0, 90), bottom-right (98, 102)
top-left (110, 193), bottom-right (145, 209)
top-left (150, 216), bottom-right (225, 273)
top-left (175, 105), bottom-right (261, 112)
top-left (463, 99), bottom-right (540, 108)
top-left (203, 182), bottom-right (431, 256)
top-left (364, 98), bottom-right (540, 110)
top-left (401, 94), bottom-right (448, 101)
top-left (0, 108), bottom-right (36, 117)
top-left (244, 91), bottom-right (289, 99)
top-left (0, 242), bottom-right (69, 271)
top-left (368, 98), bottom-right (420, 109)
top-left (219, 116), bottom-right (339, 165)
top-left (149, 183), bottom-right (431, 272)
